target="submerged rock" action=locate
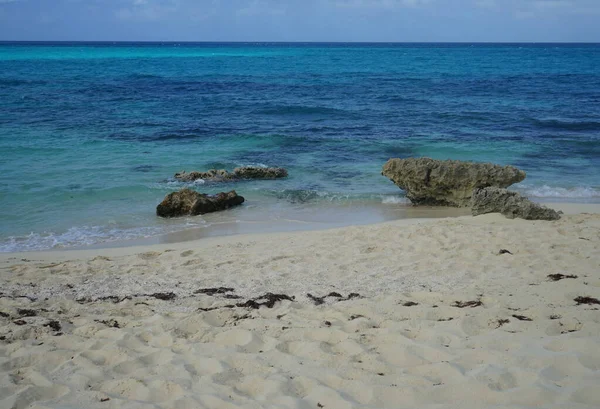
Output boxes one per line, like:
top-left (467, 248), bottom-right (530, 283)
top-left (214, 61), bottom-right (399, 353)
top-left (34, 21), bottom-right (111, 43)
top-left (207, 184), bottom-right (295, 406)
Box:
top-left (233, 166), bottom-right (288, 179)
top-left (174, 169), bottom-right (233, 182)
top-left (156, 188), bottom-right (244, 218)
top-left (174, 166), bottom-right (287, 182)
top-left (382, 158), bottom-right (526, 207)
top-left (471, 187), bottom-right (561, 220)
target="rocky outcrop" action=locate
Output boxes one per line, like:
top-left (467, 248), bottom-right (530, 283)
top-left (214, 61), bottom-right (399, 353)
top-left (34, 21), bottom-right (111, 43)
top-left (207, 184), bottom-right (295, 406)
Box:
top-left (156, 189), bottom-right (244, 218)
top-left (174, 167), bottom-right (287, 182)
top-left (233, 166), bottom-right (288, 180)
top-left (471, 187), bottom-right (561, 220)
top-left (382, 158), bottom-right (526, 207)
top-left (174, 169), bottom-right (233, 182)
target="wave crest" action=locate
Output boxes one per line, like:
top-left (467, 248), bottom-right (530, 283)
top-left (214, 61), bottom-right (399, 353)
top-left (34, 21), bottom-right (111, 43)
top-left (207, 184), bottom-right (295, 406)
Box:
top-left (0, 221), bottom-right (206, 253)
top-left (522, 185), bottom-right (600, 198)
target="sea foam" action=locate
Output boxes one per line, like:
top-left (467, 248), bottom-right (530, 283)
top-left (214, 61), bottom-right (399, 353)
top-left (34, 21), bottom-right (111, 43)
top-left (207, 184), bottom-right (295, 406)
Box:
top-left (523, 185), bottom-right (600, 199)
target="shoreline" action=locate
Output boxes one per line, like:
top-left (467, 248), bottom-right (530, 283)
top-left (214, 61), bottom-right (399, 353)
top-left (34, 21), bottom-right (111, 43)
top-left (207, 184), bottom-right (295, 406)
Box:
top-left (1, 201), bottom-right (599, 261)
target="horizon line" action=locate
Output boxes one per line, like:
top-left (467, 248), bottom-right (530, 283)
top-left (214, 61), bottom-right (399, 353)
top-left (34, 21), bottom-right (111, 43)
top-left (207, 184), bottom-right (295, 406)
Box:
top-left (1, 40), bottom-right (600, 44)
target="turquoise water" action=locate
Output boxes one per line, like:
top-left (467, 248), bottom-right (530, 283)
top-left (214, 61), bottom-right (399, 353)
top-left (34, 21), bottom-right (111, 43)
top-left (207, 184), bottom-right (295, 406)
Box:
top-left (1, 42), bottom-right (599, 251)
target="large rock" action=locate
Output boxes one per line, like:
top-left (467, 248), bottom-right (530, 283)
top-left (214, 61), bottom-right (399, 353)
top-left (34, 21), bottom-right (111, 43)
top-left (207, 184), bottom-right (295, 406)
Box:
top-left (156, 188), bottom-right (244, 218)
top-left (382, 158), bottom-right (526, 207)
top-left (471, 187), bottom-right (561, 220)
top-left (174, 166), bottom-right (287, 182)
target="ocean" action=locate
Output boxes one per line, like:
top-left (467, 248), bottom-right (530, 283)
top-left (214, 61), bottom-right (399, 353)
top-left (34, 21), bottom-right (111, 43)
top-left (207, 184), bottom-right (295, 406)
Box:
top-left (1, 42), bottom-right (599, 252)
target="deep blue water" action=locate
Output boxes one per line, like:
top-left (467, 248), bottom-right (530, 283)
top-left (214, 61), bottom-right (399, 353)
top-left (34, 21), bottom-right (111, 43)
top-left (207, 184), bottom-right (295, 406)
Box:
top-left (1, 42), bottom-right (599, 251)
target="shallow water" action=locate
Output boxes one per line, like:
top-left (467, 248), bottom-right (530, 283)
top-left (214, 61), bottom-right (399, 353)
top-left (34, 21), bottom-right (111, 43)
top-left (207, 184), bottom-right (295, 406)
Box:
top-left (1, 42), bottom-right (599, 251)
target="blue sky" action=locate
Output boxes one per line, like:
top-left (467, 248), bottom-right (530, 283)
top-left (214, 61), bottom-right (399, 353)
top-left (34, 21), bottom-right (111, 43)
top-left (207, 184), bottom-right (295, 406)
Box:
top-left (0, 0), bottom-right (599, 42)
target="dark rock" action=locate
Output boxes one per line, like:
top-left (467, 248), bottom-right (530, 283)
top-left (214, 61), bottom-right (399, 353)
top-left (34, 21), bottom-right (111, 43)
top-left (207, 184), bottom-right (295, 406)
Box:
top-left (471, 187), bottom-right (561, 220)
top-left (174, 169), bottom-right (233, 182)
top-left (382, 158), bottom-right (526, 207)
top-left (174, 166), bottom-right (287, 182)
top-left (156, 188), bottom-right (244, 218)
top-left (233, 166), bottom-right (288, 179)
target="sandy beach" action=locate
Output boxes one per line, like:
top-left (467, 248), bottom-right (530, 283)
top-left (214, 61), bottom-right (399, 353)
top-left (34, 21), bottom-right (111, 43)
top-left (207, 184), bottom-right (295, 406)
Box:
top-left (1, 203), bottom-right (599, 409)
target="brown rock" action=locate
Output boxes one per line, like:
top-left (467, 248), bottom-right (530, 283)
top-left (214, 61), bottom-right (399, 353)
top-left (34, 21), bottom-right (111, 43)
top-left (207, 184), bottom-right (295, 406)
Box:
top-left (471, 187), bottom-right (561, 220)
top-left (382, 158), bottom-right (526, 207)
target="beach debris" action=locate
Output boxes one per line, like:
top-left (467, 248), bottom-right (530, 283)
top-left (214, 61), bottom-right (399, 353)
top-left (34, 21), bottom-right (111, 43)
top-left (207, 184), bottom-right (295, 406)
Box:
top-left (402, 301), bottom-right (419, 307)
top-left (174, 166), bottom-right (288, 182)
top-left (150, 292), bottom-right (176, 301)
top-left (547, 274), bottom-right (578, 282)
top-left (498, 249), bottom-right (513, 255)
top-left (198, 292), bottom-right (295, 312)
top-left (307, 292), bottom-right (362, 305)
top-left (549, 314), bottom-right (562, 320)
top-left (157, 188), bottom-right (244, 218)
top-left (13, 320), bottom-right (27, 326)
top-left (195, 287), bottom-right (235, 296)
top-left (96, 319), bottom-right (121, 328)
top-left (236, 293), bottom-right (294, 309)
top-left (574, 296), bottom-right (600, 306)
top-left (471, 187), bottom-right (561, 220)
top-left (44, 320), bottom-right (62, 332)
top-left (512, 314), bottom-right (533, 321)
top-left (84, 295), bottom-right (132, 304)
top-left (17, 308), bottom-right (38, 317)
top-left (100, 397), bottom-right (110, 403)
top-left (307, 292), bottom-right (342, 305)
top-left (496, 319), bottom-right (510, 328)
top-left (382, 158), bottom-right (525, 207)
top-left (452, 300), bottom-right (483, 308)
top-left (77, 292), bottom-right (175, 304)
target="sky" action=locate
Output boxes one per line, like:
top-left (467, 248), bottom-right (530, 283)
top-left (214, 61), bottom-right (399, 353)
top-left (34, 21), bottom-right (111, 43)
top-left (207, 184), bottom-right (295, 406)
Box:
top-left (0, 0), bottom-right (599, 42)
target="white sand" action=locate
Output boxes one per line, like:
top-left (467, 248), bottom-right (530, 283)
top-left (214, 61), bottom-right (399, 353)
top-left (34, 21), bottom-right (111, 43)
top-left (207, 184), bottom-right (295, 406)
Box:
top-left (1, 205), bottom-right (599, 408)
